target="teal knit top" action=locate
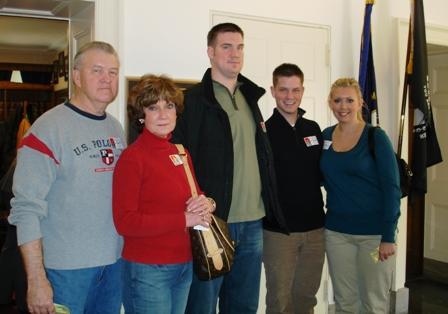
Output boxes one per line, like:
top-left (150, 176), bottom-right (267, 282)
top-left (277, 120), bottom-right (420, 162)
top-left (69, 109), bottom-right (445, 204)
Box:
top-left (320, 124), bottom-right (400, 243)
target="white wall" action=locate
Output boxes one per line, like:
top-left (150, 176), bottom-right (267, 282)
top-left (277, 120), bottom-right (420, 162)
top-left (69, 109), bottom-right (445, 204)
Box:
top-left (99, 0), bottom-right (448, 310)
top-left (122, 0), bottom-right (361, 81)
top-left (119, 0), bottom-right (447, 138)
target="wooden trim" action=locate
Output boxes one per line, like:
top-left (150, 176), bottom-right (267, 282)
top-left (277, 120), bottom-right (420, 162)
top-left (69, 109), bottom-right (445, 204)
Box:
top-left (0, 81), bottom-right (53, 91)
top-left (125, 76), bottom-right (198, 145)
top-left (0, 63), bottom-right (53, 72)
top-left (126, 76), bottom-right (198, 104)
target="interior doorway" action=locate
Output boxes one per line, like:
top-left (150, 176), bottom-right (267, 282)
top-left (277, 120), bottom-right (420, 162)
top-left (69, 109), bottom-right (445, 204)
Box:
top-left (0, 0), bottom-right (94, 267)
top-left (423, 47), bottom-right (448, 283)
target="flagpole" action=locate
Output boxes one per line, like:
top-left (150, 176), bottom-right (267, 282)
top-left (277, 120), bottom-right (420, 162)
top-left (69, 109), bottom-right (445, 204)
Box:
top-left (398, 20), bottom-right (413, 158)
top-left (369, 0), bottom-right (378, 125)
top-left (397, 75), bottom-right (408, 158)
top-left (358, 0), bottom-right (378, 124)
top-left (368, 0), bottom-right (379, 126)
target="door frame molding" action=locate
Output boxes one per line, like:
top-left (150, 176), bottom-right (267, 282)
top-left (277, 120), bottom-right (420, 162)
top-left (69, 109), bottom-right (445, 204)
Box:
top-left (210, 10), bottom-right (332, 126)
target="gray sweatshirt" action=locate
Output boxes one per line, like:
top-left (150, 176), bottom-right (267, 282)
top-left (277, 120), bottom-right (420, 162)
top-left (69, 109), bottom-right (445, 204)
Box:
top-left (9, 103), bottom-right (125, 270)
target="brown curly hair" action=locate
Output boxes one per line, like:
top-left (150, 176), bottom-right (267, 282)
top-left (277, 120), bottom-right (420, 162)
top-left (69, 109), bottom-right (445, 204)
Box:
top-left (128, 74), bottom-right (184, 133)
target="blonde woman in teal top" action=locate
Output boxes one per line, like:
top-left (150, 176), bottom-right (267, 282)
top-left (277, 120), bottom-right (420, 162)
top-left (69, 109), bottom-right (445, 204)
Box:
top-left (320, 78), bottom-right (400, 314)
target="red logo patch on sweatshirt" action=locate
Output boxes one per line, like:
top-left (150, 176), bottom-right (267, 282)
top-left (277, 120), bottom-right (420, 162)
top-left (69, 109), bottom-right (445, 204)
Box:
top-left (100, 149), bottom-right (114, 165)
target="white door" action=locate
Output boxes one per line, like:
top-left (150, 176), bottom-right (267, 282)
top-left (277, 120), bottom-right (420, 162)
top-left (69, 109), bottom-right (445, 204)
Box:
top-left (212, 13), bottom-right (331, 314)
top-left (424, 51), bottom-right (448, 263)
top-left (212, 13), bottom-right (331, 128)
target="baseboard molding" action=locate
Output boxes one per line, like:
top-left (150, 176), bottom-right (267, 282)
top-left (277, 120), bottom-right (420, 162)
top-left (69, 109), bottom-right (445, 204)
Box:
top-left (389, 287), bottom-right (409, 314)
top-left (424, 258), bottom-right (448, 284)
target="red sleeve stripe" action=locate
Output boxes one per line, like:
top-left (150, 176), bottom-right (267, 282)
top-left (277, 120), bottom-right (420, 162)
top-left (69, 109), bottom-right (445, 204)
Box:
top-left (19, 133), bottom-right (60, 165)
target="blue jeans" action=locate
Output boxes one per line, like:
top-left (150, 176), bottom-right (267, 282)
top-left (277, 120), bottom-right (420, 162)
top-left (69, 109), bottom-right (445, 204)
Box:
top-left (122, 260), bottom-right (192, 314)
top-left (45, 259), bottom-right (123, 314)
top-left (185, 219), bottom-right (263, 314)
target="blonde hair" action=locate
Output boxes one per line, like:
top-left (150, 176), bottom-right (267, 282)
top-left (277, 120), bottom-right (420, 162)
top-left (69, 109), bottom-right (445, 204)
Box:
top-left (328, 78), bottom-right (364, 121)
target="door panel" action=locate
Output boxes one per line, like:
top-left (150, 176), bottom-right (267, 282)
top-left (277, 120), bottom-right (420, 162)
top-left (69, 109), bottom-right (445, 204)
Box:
top-left (425, 53), bottom-right (448, 263)
top-left (212, 13), bottom-right (331, 128)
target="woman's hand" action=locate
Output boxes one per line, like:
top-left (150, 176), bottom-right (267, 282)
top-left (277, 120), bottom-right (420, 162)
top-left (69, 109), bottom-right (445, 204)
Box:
top-left (185, 211), bottom-right (211, 228)
top-left (379, 242), bottom-right (396, 262)
top-left (185, 195), bottom-right (215, 228)
top-left (186, 195), bottom-right (216, 214)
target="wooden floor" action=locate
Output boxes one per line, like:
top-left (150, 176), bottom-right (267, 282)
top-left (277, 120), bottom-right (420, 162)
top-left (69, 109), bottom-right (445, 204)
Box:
top-left (406, 278), bottom-right (448, 314)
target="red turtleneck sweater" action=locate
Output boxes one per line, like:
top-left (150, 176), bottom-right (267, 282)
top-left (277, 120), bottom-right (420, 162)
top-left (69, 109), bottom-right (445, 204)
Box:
top-left (113, 129), bottom-right (201, 264)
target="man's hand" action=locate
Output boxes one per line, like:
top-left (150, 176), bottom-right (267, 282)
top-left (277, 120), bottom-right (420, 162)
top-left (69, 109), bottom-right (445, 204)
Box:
top-left (27, 277), bottom-right (55, 314)
top-left (20, 239), bottom-right (55, 314)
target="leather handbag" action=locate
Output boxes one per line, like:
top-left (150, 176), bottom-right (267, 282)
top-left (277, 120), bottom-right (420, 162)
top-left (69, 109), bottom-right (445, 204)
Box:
top-left (175, 144), bottom-right (235, 281)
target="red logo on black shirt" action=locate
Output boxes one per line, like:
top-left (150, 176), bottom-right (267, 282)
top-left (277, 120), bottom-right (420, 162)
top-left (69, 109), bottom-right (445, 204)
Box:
top-left (100, 149), bottom-right (114, 165)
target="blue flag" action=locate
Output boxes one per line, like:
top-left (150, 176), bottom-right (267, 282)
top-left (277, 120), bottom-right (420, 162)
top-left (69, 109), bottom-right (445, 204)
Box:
top-left (358, 0), bottom-right (378, 124)
top-left (406, 0), bottom-right (443, 196)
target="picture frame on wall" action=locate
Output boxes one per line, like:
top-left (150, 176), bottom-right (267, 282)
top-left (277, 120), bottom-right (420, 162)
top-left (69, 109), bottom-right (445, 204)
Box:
top-left (126, 76), bottom-right (198, 144)
top-left (126, 77), bottom-right (197, 100)
top-left (64, 55), bottom-right (69, 81)
top-left (58, 51), bottom-right (65, 77)
top-left (51, 60), bottom-right (59, 84)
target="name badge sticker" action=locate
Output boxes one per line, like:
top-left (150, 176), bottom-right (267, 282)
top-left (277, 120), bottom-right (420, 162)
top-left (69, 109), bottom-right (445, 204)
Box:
top-left (323, 140), bottom-right (332, 150)
top-left (303, 135), bottom-right (319, 147)
top-left (169, 154), bottom-right (183, 166)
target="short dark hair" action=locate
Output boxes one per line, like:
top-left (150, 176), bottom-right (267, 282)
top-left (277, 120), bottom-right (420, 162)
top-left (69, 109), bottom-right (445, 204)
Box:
top-left (207, 22), bottom-right (244, 47)
top-left (128, 74), bottom-right (184, 133)
top-left (272, 63), bottom-right (304, 86)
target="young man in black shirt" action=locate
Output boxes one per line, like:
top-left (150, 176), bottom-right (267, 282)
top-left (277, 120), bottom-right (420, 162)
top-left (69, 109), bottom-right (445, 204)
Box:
top-left (263, 63), bottom-right (325, 314)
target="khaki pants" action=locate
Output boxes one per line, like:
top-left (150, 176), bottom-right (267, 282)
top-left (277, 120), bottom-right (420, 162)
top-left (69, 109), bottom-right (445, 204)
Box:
top-left (325, 229), bottom-right (395, 314)
top-left (263, 228), bottom-right (325, 314)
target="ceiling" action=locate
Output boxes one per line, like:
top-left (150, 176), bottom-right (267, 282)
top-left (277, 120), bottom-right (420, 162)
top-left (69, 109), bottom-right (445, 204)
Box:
top-left (0, 15), bottom-right (68, 52)
top-left (0, 0), bottom-right (91, 18)
top-left (0, 0), bottom-right (92, 58)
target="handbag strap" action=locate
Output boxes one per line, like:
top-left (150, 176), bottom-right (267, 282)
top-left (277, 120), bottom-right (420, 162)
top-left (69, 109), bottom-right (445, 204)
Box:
top-left (211, 216), bottom-right (235, 251)
top-left (175, 144), bottom-right (225, 271)
top-left (175, 144), bottom-right (198, 198)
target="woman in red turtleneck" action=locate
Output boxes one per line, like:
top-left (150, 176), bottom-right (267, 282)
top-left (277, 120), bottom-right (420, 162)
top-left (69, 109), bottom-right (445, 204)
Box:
top-left (113, 74), bottom-right (215, 314)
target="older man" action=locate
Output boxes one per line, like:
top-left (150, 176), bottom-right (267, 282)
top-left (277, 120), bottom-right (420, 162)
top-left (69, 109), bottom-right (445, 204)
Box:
top-left (9, 41), bottom-right (125, 314)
